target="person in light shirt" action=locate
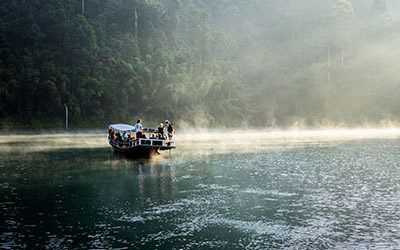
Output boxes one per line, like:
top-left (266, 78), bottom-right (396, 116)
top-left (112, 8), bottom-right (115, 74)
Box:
top-left (158, 123), bottom-right (165, 139)
top-left (135, 119), bottom-right (143, 139)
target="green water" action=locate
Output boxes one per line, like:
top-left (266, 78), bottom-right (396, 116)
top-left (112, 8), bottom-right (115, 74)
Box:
top-left (1, 132), bottom-right (400, 249)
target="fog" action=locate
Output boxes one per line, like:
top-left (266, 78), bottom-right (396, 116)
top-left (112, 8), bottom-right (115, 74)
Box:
top-left (193, 0), bottom-right (400, 127)
top-left (1, 0), bottom-right (400, 128)
top-left (2, 128), bottom-right (399, 157)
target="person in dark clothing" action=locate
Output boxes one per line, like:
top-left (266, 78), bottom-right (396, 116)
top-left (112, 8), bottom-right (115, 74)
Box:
top-left (108, 129), bottom-right (114, 140)
top-left (116, 131), bottom-right (122, 146)
top-left (165, 120), bottom-right (174, 140)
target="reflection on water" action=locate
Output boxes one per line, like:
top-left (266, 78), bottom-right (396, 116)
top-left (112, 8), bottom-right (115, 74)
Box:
top-left (1, 129), bottom-right (400, 249)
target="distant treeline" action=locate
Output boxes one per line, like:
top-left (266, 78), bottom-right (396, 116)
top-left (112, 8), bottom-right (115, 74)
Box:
top-left (1, 0), bottom-right (400, 128)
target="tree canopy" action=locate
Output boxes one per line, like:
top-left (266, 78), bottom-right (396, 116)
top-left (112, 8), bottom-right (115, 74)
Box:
top-left (1, 0), bottom-right (400, 128)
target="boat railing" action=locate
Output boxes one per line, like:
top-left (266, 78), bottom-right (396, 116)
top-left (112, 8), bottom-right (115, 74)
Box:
top-left (109, 138), bottom-right (132, 147)
top-left (136, 138), bottom-right (175, 147)
top-left (109, 138), bottom-right (175, 148)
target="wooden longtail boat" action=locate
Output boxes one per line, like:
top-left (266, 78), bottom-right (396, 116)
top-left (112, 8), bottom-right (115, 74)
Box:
top-left (108, 124), bottom-right (175, 158)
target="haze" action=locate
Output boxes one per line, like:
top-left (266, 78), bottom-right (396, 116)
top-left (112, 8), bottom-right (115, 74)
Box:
top-left (1, 0), bottom-right (400, 129)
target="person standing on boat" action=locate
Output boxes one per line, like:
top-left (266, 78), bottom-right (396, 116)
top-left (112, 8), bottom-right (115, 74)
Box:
top-left (165, 120), bottom-right (174, 139)
top-left (135, 119), bottom-right (143, 139)
top-left (158, 123), bottom-right (165, 139)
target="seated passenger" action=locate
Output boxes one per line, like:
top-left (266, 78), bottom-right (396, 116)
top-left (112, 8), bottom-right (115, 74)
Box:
top-left (123, 132), bottom-right (128, 141)
top-left (116, 132), bottom-right (122, 145)
top-left (108, 129), bottom-right (113, 140)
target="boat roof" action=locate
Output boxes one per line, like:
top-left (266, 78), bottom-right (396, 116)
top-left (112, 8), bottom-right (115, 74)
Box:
top-left (109, 124), bottom-right (135, 132)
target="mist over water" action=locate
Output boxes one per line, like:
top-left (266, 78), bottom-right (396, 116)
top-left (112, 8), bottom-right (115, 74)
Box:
top-left (2, 127), bottom-right (400, 154)
top-left (2, 0), bottom-right (400, 247)
top-left (1, 129), bottom-right (400, 248)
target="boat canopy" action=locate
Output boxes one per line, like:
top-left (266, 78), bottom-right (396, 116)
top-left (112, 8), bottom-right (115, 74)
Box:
top-left (109, 124), bottom-right (136, 132)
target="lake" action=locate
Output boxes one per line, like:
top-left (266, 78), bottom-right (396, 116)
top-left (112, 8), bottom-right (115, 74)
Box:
top-left (1, 129), bottom-right (400, 249)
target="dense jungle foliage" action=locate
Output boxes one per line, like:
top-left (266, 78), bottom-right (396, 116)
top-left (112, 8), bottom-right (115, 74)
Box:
top-left (1, 0), bottom-right (400, 128)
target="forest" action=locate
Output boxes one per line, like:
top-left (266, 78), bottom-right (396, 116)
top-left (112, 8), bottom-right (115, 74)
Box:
top-left (1, 0), bottom-right (400, 129)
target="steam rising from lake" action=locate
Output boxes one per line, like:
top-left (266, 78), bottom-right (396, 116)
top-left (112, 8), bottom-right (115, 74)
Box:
top-left (1, 128), bottom-right (400, 155)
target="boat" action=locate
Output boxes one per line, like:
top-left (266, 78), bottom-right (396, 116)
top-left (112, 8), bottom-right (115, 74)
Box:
top-left (108, 124), bottom-right (175, 158)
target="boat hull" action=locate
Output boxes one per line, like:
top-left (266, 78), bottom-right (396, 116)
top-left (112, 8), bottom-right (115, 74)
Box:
top-left (108, 139), bottom-right (174, 158)
top-left (111, 144), bottom-right (160, 158)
